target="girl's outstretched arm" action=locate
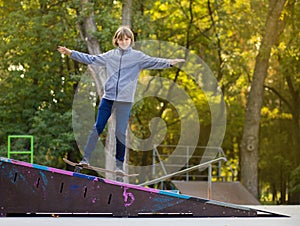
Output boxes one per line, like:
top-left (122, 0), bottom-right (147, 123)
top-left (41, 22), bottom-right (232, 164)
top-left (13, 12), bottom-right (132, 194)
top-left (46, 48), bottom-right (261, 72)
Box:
top-left (57, 46), bottom-right (107, 66)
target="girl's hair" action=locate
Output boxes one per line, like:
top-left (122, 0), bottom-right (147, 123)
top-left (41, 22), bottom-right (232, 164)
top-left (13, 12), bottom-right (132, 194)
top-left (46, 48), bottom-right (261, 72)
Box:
top-left (112, 26), bottom-right (134, 47)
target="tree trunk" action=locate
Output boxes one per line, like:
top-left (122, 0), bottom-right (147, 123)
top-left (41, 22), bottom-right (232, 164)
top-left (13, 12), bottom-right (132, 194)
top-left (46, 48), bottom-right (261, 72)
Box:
top-left (78, 0), bottom-right (133, 179)
top-left (78, 0), bottom-right (115, 177)
top-left (121, 0), bottom-right (132, 181)
top-left (240, 0), bottom-right (287, 198)
top-left (78, 0), bottom-right (104, 93)
top-left (122, 0), bottom-right (132, 27)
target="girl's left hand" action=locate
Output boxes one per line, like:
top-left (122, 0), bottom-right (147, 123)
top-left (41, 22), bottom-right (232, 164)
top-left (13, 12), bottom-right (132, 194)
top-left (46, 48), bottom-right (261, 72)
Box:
top-left (170, 59), bottom-right (185, 65)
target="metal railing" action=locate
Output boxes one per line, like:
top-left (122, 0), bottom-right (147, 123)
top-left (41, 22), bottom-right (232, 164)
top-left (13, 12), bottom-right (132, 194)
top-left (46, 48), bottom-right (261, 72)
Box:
top-left (142, 145), bottom-right (235, 199)
top-left (139, 156), bottom-right (227, 186)
top-left (151, 145), bottom-right (234, 181)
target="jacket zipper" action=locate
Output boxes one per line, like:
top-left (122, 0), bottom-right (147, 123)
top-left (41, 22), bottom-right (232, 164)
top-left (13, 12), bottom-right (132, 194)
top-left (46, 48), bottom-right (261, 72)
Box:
top-left (115, 49), bottom-right (124, 100)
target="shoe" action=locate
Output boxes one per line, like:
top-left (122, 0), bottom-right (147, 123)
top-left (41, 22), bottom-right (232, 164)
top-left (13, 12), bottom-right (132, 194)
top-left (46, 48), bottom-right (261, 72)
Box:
top-left (79, 157), bottom-right (90, 166)
top-left (115, 165), bottom-right (125, 182)
top-left (115, 167), bottom-right (125, 176)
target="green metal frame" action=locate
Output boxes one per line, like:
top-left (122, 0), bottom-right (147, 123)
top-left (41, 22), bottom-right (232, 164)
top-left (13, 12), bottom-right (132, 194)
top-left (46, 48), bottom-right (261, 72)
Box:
top-left (8, 135), bottom-right (34, 163)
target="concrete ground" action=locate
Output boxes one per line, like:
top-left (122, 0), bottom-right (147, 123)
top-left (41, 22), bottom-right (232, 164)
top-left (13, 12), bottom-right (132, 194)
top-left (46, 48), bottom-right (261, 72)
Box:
top-left (1, 205), bottom-right (299, 226)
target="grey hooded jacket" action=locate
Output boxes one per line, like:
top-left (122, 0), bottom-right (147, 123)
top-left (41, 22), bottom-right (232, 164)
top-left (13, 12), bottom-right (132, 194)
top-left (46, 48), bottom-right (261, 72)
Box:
top-left (71, 47), bottom-right (172, 102)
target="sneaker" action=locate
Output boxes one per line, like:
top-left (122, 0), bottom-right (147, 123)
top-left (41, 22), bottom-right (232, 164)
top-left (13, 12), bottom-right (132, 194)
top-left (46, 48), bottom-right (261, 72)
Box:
top-left (79, 157), bottom-right (90, 166)
top-left (115, 166), bottom-right (125, 182)
top-left (115, 167), bottom-right (125, 176)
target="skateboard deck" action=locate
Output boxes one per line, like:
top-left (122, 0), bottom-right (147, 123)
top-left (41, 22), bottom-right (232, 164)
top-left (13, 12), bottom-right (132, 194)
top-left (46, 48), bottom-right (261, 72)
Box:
top-left (63, 158), bottom-right (138, 177)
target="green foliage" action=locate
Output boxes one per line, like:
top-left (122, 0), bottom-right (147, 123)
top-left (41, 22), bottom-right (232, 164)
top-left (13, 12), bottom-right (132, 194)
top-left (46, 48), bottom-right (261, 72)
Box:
top-left (30, 109), bottom-right (76, 167)
top-left (0, 0), bottom-right (82, 165)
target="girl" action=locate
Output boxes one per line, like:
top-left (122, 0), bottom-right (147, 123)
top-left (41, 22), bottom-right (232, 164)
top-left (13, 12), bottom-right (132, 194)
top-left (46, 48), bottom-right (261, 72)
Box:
top-left (58, 26), bottom-right (184, 174)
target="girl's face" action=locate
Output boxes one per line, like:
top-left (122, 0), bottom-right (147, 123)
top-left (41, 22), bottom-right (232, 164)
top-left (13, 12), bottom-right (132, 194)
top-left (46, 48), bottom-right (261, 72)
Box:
top-left (117, 36), bottom-right (131, 50)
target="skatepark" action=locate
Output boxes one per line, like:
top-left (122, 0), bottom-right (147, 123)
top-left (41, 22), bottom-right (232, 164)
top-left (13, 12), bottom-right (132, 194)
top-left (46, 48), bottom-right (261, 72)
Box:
top-left (1, 2), bottom-right (300, 225)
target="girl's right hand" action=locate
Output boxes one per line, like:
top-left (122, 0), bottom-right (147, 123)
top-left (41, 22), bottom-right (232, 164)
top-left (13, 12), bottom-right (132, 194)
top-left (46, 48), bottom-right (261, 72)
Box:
top-left (57, 46), bottom-right (72, 56)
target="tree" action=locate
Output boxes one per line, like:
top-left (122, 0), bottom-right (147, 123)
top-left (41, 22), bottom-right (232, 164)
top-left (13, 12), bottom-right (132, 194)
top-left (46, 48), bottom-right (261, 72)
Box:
top-left (240, 0), bottom-right (288, 198)
top-left (259, 0), bottom-right (300, 203)
top-left (73, 0), bottom-right (117, 175)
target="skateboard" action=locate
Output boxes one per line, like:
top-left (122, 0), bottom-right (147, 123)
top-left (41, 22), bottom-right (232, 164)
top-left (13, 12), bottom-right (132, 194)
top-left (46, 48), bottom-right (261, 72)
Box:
top-left (63, 158), bottom-right (139, 177)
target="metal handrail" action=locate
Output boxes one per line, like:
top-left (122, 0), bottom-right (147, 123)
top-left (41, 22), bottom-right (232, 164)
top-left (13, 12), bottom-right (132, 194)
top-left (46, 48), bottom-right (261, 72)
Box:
top-left (139, 156), bottom-right (227, 186)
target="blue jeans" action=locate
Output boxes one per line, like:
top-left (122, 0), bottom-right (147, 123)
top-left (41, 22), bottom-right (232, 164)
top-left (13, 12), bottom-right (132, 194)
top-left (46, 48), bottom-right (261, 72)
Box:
top-left (83, 98), bottom-right (132, 167)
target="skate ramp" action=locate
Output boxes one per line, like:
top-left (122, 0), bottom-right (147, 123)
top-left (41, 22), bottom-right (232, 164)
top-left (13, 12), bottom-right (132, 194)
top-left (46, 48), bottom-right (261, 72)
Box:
top-left (0, 157), bottom-right (260, 217)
